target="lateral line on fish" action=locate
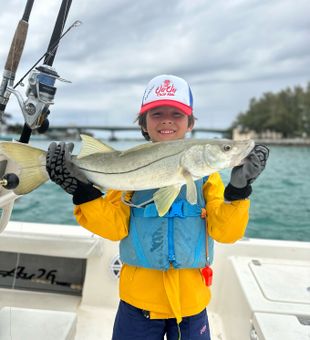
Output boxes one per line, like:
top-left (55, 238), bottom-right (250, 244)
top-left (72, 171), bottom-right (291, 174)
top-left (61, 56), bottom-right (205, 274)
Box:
top-left (76, 151), bottom-right (184, 175)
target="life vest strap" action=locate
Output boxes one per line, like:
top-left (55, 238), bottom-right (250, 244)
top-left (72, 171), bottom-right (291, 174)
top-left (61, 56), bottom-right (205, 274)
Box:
top-left (131, 199), bottom-right (204, 218)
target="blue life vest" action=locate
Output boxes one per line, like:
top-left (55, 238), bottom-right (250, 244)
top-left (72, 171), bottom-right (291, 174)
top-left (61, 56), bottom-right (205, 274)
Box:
top-left (120, 177), bottom-right (214, 270)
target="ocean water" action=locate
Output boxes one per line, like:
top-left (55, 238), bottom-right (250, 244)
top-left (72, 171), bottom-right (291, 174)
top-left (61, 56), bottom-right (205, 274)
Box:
top-left (7, 139), bottom-right (310, 242)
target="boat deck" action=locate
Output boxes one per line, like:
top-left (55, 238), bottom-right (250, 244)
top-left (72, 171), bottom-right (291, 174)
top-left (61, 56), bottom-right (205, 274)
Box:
top-left (0, 221), bottom-right (309, 339)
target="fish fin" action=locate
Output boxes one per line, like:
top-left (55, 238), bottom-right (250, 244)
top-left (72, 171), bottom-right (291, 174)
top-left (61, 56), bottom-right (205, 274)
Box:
top-left (78, 134), bottom-right (115, 159)
top-left (182, 169), bottom-right (197, 204)
top-left (153, 185), bottom-right (181, 217)
top-left (0, 142), bottom-right (48, 195)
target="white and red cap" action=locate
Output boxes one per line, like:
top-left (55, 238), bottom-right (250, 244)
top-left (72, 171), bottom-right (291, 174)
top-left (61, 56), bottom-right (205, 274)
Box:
top-left (139, 74), bottom-right (193, 116)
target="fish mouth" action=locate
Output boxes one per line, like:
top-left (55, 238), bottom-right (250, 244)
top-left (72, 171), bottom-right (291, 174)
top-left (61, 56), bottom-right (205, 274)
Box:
top-left (229, 140), bottom-right (255, 167)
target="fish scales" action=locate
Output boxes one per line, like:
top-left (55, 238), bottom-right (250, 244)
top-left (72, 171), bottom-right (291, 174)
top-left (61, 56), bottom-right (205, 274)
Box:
top-left (77, 152), bottom-right (186, 191)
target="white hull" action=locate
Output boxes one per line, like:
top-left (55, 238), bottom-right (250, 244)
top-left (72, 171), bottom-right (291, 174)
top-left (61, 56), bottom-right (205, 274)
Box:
top-left (0, 221), bottom-right (309, 340)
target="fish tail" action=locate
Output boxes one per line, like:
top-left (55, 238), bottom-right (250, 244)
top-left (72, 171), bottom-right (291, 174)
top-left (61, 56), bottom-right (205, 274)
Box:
top-left (0, 141), bottom-right (49, 195)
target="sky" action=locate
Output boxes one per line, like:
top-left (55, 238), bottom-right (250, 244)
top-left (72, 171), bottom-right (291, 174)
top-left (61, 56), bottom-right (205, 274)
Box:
top-left (0, 0), bottom-right (309, 130)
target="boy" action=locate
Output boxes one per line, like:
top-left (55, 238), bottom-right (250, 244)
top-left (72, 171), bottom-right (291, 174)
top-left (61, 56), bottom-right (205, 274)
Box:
top-left (46, 75), bottom-right (269, 339)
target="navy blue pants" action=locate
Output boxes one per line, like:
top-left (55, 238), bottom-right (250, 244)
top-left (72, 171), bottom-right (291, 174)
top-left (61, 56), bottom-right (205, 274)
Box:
top-left (112, 300), bottom-right (211, 340)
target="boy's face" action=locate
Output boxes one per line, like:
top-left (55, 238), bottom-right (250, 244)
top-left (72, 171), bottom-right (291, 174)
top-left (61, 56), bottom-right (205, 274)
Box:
top-left (143, 106), bottom-right (194, 142)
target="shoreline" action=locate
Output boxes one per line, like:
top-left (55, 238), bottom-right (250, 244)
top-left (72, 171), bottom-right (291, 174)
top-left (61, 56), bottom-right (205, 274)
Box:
top-left (253, 138), bottom-right (310, 146)
top-left (1, 133), bottom-right (310, 146)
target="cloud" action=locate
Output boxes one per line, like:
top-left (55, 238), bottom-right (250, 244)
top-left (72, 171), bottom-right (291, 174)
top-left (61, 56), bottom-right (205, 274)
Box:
top-left (1, 0), bottom-right (309, 129)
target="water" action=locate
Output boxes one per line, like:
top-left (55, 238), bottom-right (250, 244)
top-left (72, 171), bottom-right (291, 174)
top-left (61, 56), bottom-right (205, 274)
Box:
top-left (8, 140), bottom-right (310, 242)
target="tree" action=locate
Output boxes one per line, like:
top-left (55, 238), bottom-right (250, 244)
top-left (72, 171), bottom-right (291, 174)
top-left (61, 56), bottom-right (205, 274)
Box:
top-left (232, 83), bottom-right (310, 138)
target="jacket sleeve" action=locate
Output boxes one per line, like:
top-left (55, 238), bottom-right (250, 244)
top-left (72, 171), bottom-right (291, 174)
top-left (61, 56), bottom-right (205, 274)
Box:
top-left (204, 172), bottom-right (250, 243)
top-left (73, 190), bottom-right (131, 241)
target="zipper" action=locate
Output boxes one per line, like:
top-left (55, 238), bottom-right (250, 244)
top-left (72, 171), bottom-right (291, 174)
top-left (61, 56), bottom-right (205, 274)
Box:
top-left (168, 217), bottom-right (176, 263)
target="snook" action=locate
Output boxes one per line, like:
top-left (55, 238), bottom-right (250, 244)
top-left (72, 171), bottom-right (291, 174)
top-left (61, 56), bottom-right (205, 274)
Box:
top-left (0, 135), bottom-right (254, 216)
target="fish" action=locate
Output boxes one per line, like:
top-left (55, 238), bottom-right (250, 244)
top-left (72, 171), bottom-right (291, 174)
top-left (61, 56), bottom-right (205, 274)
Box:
top-left (0, 135), bottom-right (254, 216)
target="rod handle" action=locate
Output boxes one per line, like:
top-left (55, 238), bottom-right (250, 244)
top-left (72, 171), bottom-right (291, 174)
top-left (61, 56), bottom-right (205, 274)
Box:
top-left (4, 20), bottom-right (29, 74)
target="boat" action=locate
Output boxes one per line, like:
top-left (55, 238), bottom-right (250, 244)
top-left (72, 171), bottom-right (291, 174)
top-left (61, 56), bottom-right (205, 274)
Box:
top-left (0, 2), bottom-right (309, 338)
top-left (0, 220), bottom-right (309, 340)
top-left (0, 122), bottom-right (309, 340)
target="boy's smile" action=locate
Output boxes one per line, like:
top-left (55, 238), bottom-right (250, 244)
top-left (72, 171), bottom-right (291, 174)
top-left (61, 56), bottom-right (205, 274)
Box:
top-left (143, 106), bottom-right (194, 142)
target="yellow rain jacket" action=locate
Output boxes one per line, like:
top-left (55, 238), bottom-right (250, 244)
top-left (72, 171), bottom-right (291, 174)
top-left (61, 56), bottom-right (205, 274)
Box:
top-left (74, 172), bottom-right (250, 323)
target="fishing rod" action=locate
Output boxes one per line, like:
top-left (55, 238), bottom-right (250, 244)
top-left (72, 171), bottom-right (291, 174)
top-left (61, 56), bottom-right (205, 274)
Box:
top-left (0, 0), bottom-right (35, 203)
top-left (0, 0), bottom-right (35, 116)
top-left (11, 19), bottom-right (81, 142)
top-left (10, 21), bottom-right (81, 139)
top-left (0, 0), bottom-right (76, 231)
top-left (17, 0), bottom-right (74, 143)
top-left (1, 0), bottom-right (78, 143)
top-left (1, 0), bottom-right (75, 189)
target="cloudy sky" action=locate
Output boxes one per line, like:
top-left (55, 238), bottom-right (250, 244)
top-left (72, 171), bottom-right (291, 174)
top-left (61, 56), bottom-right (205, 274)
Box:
top-left (0, 0), bottom-right (309, 130)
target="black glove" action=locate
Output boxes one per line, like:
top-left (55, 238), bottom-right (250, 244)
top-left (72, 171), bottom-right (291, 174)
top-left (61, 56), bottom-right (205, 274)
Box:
top-left (224, 144), bottom-right (269, 201)
top-left (46, 142), bottom-right (102, 205)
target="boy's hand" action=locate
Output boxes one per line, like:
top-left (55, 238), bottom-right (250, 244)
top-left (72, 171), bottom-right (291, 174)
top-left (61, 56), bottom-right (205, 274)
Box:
top-left (224, 145), bottom-right (269, 201)
top-left (230, 145), bottom-right (269, 188)
top-left (46, 142), bottom-right (102, 204)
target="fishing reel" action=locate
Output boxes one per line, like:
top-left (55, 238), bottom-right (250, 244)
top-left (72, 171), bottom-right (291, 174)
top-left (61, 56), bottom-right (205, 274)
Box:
top-left (0, 173), bottom-right (19, 190)
top-left (0, 160), bottom-right (20, 233)
top-left (8, 64), bottom-right (70, 131)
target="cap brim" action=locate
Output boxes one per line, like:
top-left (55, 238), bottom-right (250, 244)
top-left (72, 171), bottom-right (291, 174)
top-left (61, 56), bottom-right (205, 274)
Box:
top-left (139, 100), bottom-right (192, 116)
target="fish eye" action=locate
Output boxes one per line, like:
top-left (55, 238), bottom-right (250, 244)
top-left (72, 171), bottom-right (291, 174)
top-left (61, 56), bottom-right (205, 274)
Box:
top-left (223, 144), bottom-right (232, 152)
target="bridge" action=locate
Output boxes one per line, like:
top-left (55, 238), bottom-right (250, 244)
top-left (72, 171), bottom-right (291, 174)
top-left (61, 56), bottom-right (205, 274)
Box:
top-left (47, 126), bottom-right (232, 141)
